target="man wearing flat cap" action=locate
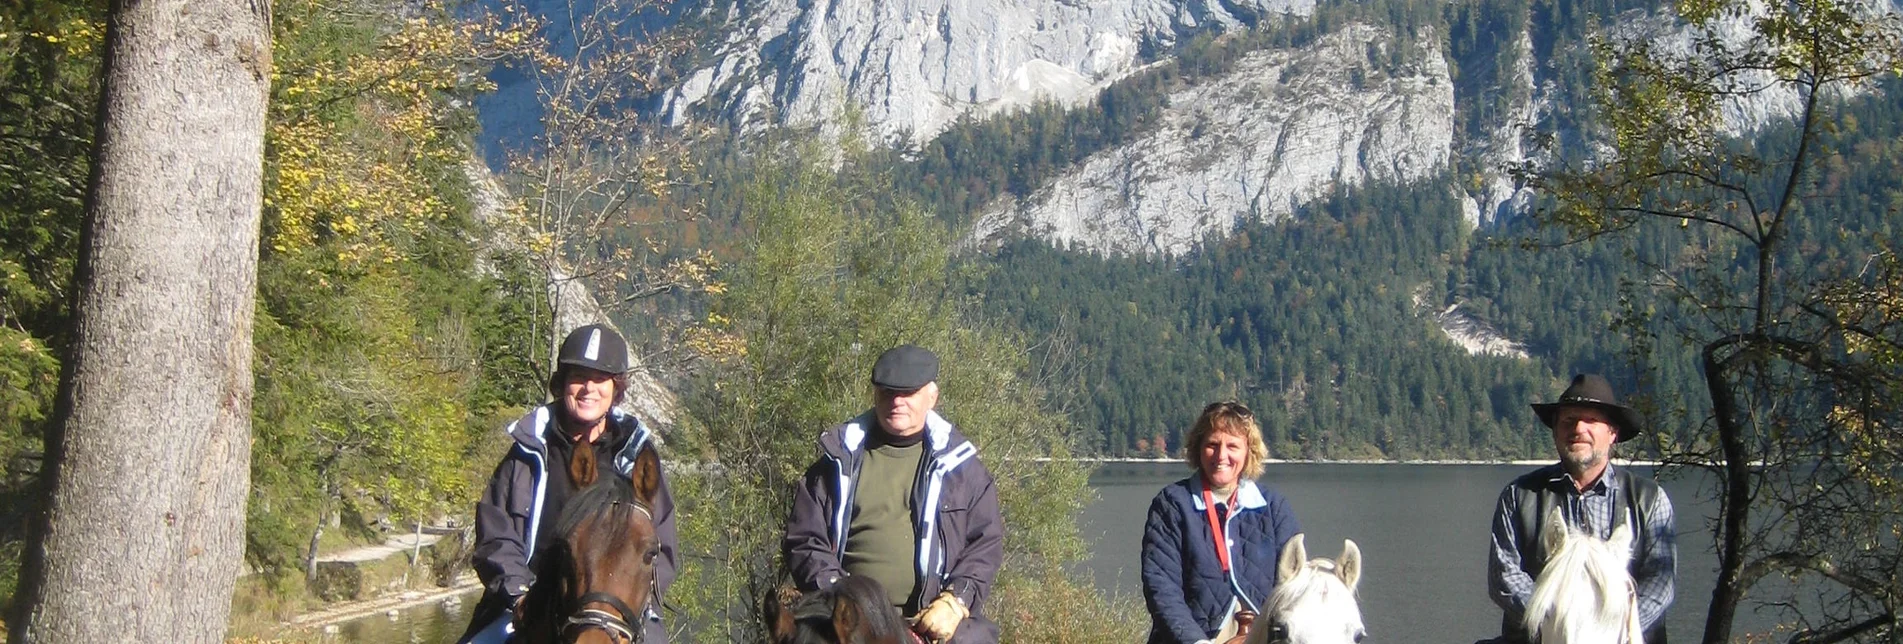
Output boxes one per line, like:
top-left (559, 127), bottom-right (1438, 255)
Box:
top-left (1486, 374), bottom-right (1676, 643)
top-left (783, 344), bottom-right (1004, 643)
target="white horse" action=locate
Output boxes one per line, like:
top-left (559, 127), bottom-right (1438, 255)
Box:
top-left (1232, 533), bottom-right (1365, 644)
top-left (1523, 506), bottom-right (1643, 644)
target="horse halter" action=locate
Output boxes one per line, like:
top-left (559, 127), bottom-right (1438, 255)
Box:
top-left (564, 591), bottom-right (642, 643)
top-left (1257, 618), bottom-right (1292, 644)
top-left (561, 499), bottom-right (657, 644)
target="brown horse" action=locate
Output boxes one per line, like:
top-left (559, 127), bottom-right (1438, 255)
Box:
top-left (765, 575), bottom-right (915, 644)
top-left (512, 447), bottom-right (666, 644)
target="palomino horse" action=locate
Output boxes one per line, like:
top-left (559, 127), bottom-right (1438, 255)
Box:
top-left (1523, 506), bottom-right (1642, 644)
top-left (1233, 534), bottom-right (1365, 644)
top-left (512, 448), bottom-right (666, 644)
top-left (764, 575), bottom-right (914, 644)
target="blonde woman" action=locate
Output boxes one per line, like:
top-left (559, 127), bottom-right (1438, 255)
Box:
top-left (1141, 401), bottom-right (1302, 644)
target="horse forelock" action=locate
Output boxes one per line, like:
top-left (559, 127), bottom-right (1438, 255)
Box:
top-left (1525, 526), bottom-right (1637, 644)
top-left (1264, 558), bottom-right (1364, 644)
top-left (528, 477), bottom-right (657, 643)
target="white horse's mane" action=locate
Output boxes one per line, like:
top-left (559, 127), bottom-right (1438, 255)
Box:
top-left (1243, 534), bottom-right (1365, 644)
top-left (1523, 506), bottom-right (1642, 644)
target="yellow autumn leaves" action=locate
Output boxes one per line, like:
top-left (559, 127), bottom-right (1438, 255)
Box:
top-left (265, 2), bottom-right (521, 269)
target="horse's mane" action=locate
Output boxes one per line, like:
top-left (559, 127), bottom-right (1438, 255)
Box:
top-left (554, 476), bottom-right (647, 559)
top-left (1524, 518), bottom-right (1637, 644)
top-left (773, 576), bottom-right (910, 644)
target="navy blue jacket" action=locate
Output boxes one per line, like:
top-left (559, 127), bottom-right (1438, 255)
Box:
top-left (458, 405), bottom-right (678, 644)
top-left (1141, 477), bottom-right (1302, 644)
top-left (783, 410), bottom-right (1003, 618)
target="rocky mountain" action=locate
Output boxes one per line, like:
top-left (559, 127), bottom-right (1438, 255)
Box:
top-left (661, 0), bottom-right (1315, 145)
top-left (653, 0), bottom-right (1843, 257)
top-left (968, 23), bottom-right (1455, 256)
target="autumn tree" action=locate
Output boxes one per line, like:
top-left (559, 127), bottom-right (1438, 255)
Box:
top-left (483, 0), bottom-right (713, 378)
top-left (243, 0), bottom-right (540, 593)
top-left (7, 0), bottom-right (271, 640)
top-left (1523, 0), bottom-right (1903, 639)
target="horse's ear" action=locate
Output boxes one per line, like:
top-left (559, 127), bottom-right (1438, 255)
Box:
top-left (1541, 505), bottom-right (1568, 558)
top-left (1278, 533), bottom-right (1308, 584)
top-left (764, 589), bottom-right (795, 643)
top-left (832, 591), bottom-right (865, 644)
top-left (1608, 520), bottom-right (1634, 555)
top-left (631, 444), bottom-right (663, 506)
top-left (1337, 539), bottom-right (1362, 592)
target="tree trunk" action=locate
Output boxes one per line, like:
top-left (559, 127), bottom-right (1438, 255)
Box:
top-left (1701, 342), bottom-right (1751, 644)
top-left (306, 521), bottom-right (325, 583)
top-left (8, 1), bottom-right (270, 641)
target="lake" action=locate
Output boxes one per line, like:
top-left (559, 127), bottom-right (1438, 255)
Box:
top-left (315, 462), bottom-right (1790, 642)
top-left (1083, 461), bottom-right (1791, 643)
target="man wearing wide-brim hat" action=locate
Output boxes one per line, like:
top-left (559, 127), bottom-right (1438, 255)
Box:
top-left (1484, 374), bottom-right (1677, 644)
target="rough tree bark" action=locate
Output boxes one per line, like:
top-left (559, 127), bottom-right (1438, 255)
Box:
top-left (7, 0), bottom-right (271, 641)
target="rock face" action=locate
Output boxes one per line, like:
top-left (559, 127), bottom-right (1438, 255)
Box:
top-left (663, 0), bottom-right (1315, 144)
top-left (969, 24), bottom-right (1455, 256)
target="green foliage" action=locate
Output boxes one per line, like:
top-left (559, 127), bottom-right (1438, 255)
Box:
top-left (0, 0), bottom-right (104, 612)
top-left (243, 0), bottom-right (537, 585)
top-left (1521, 0), bottom-right (1903, 635)
top-left (979, 180), bottom-right (1570, 460)
top-left (671, 146), bottom-right (1123, 641)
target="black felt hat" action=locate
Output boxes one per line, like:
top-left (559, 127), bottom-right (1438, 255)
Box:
top-left (1531, 374), bottom-right (1643, 442)
top-left (871, 344), bottom-right (938, 391)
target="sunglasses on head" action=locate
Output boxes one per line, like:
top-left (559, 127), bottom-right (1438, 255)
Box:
top-left (1203, 400), bottom-right (1253, 418)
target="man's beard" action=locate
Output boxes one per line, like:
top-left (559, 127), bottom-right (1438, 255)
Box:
top-left (1561, 446), bottom-right (1608, 473)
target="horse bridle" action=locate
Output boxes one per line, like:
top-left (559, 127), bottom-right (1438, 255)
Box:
top-left (1257, 618), bottom-right (1291, 644)
top-left (560, 500), bottom-right (657, 644)
top-left (565, 591), bottom-right (642, 643)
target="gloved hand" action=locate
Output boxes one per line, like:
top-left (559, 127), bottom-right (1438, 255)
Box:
top-left (912, 591), bottom-right (969, 643)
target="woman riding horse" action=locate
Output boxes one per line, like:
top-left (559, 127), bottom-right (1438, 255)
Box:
top-left (459, 324), bottom-right (680, 644)
top-left (1141, 401), bottom-right (1304, 644)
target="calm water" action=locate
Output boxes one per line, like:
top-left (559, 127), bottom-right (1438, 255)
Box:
top-left (316, 462), bottom-right (1789, 642)
top-left (1083, 461), bottom-right (1792, 643)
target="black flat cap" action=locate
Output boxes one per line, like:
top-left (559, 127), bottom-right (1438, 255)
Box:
top-left (871, 344), bottom-right (938, 391)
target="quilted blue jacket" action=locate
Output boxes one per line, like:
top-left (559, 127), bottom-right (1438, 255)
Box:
top-left (1141, 476), bottom-right (1302, 644)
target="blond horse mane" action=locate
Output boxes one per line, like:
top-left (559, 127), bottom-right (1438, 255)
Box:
top-left (1524, 506), bottom-right (1642, 644)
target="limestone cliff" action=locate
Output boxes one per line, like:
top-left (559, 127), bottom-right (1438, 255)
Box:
top-left (662, 0), bottom-right (1314, 144)
top-left (968, 23), bottom-right (1454, 256)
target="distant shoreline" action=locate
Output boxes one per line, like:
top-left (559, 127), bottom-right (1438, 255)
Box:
top-left (1057, 457), bottom-right (1667, 467)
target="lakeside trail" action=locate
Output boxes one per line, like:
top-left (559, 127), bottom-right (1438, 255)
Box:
top-left (284, 575), bottom-right (481, 632)
top-left (269, 530), bottom-right (480, 635)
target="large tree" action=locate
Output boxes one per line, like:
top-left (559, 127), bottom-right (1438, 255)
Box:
top-left (1524, 0), bottom-right (1903, 640)
top-left (7, 0), bottom-right (270, 640)
top-left (669, 149), bottom-right (1145, 642)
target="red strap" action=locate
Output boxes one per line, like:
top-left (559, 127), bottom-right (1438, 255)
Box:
top-left (1202, 487), bottom-right (1232, 573)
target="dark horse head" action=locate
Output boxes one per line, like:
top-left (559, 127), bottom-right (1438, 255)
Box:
top-left (514, 447), bottom-right (665, 644)
top-left (764, 575), bottom-right (914, 644)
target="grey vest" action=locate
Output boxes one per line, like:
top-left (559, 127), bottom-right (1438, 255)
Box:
top-left (1502, 467), bottom-right (1667, 644)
